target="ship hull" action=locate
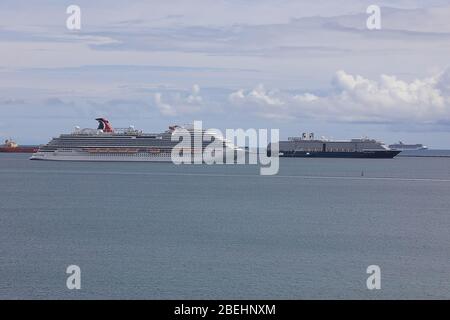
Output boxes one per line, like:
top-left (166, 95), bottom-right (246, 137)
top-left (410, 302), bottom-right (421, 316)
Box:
top-left (0, 147), bottom-right (38, 153)
top-left (277, 150), bottom-right (401, 159)
top-left (30, 150), bottom-right (245, 162)
top-left (390, 147), bottom-right (427, 151)
top-left (30, 151), bottom-right (173, 162)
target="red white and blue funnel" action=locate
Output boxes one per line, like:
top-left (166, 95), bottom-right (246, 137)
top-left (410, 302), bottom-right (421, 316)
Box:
top-left (95, 118), bottom-right (114, 133)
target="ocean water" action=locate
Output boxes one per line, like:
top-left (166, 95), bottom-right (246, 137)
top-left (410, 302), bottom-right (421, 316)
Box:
top-left (0, 153), bottom-right (450, 299)
top-left (397, 149), bottom-right (450, 157)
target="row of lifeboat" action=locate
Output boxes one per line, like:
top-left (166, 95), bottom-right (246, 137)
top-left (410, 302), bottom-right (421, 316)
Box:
top-left (84, 147), bottom-right (162, 154)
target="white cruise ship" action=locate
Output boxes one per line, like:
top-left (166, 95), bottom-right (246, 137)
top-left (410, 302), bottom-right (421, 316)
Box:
top-left (31, 118), bottom-right (243, 162)
top-left (388, 141), bottom-right (428, 151)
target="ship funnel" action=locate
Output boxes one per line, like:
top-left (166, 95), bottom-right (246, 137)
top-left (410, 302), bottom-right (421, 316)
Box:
top-left (169, 125), bottom-right (180, 132)
top-left (96, 118), bottom-right (114, 133)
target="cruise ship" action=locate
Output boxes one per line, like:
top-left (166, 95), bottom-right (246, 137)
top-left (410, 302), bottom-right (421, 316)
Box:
top-left (388, 141), bottom-right (428, 151)
top-left (31, 118), bottom-right (243, 162)
top-left (268, 132), bottom-right (400, 158)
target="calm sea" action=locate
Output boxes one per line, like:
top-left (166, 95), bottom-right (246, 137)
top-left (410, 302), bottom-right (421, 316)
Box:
top-left (1, 153), bottom-right (450, 299)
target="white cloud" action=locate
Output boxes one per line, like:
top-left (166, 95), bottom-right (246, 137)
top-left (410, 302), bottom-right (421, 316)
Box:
top-left (154, 84), bottom-right (204, 116)
top-left (293, 93), bottom-right (319, 102)
top-left (229, 89), bottom-right (245, 103)
top-left (186, 84), bottom-right (202, 104)
top-left (192, 84), bottom-right (200, 95)
top-left (229, 84), bottom-right (284, 106)
top-left (154, 93), bottom-right (176, 116)
top-left (330, 70), bottom-right (448, 121)
top-left (333, 70), bottom-right (446, 108)
top-left (229, 69), bottom-right (450, 123)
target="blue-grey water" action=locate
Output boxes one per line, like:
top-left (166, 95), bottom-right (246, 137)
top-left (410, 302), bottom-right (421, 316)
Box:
top-left (1, 153), bottom-right (450, 299)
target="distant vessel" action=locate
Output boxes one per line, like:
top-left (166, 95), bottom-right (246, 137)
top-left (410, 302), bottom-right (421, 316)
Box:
top-left (0, 139), bottom-right (38, 153)
top-left (388, 141), bottom-right (428, 151)
top-left (269, 132), bottom-right (400, 158)
top-left (31, 118), bottom-right (243, 162)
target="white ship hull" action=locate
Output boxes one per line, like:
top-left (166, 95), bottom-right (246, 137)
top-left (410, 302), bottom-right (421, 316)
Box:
top-left (31, 151), bottom-right (173, 162)
top-left (30, 150), bottom-right (246, 163)
top-left (390, 147), bottom-right (428, 151)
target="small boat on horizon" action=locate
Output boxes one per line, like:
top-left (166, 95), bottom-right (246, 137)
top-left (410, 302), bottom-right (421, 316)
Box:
top-left (0, 139), bottom-right (38, 153)
top-left (388, 141), bottom-right (428, 151)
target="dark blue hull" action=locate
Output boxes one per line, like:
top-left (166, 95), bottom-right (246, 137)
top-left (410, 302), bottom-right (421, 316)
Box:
top-left (277, 150), bottom-right (401, 158)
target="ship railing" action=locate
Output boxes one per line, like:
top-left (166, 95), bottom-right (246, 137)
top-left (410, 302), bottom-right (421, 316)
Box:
top-left (113, 128), bottom-right (143, 135)
top-left (71, 128), bottom-right (143, 135)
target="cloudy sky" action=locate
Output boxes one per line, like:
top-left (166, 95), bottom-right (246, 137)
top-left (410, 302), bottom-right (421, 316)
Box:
top-left (1, 0), bottom-right (450, 147)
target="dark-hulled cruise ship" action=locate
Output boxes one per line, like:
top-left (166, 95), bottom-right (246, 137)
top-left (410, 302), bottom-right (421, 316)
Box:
top-left (269, 132), bottom-right (400, 158)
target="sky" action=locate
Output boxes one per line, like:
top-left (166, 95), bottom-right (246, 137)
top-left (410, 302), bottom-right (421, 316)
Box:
top-left (1, 0), bottom-right (450, 147)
